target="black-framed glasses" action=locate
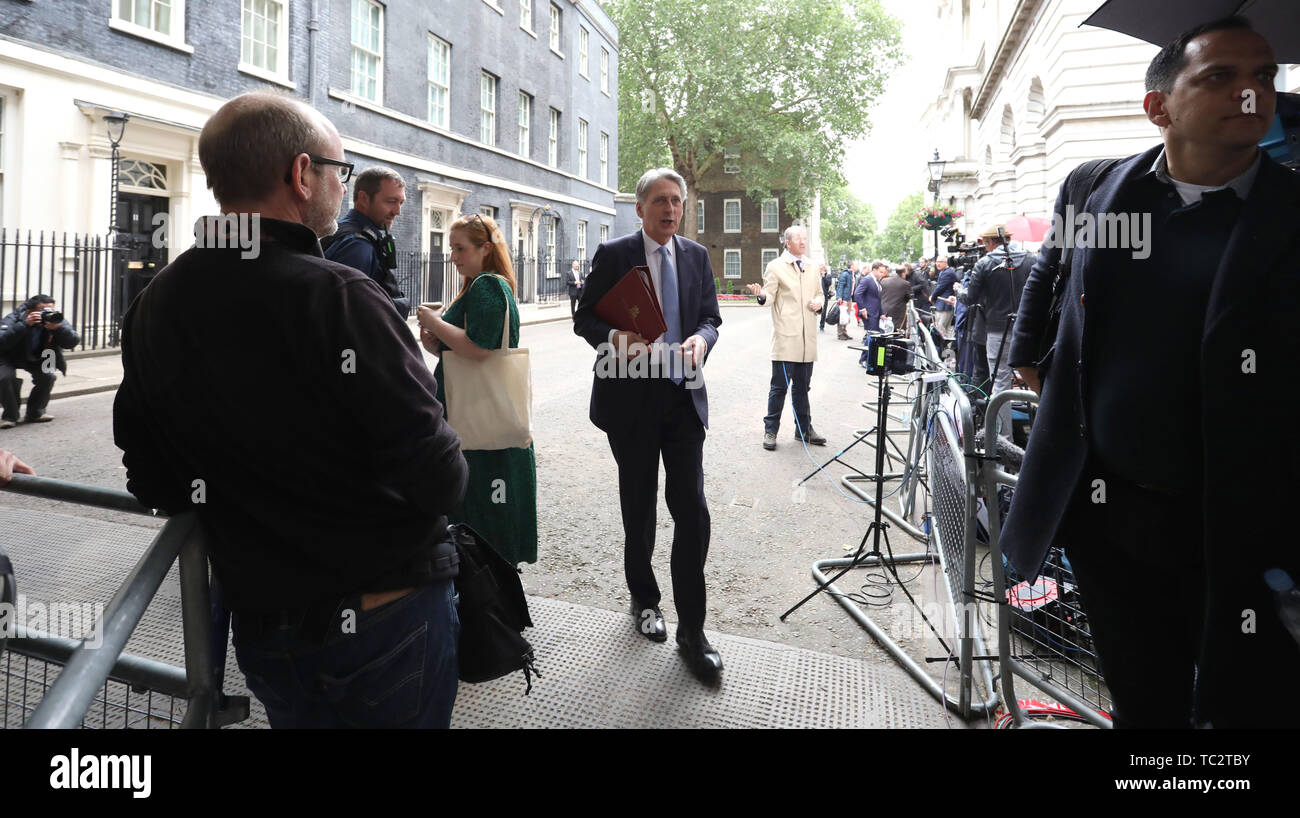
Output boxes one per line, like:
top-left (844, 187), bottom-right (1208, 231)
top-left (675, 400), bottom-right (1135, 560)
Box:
top-left (283, 154), bottom-right (354, 185)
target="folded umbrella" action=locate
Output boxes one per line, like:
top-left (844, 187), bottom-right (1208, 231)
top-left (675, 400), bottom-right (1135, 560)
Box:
top-left (1083, 0), bottom-right (1300, 62)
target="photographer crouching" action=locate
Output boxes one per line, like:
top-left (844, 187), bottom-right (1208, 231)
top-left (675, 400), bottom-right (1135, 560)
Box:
top-left (0, 295), bottom-right (80, 428)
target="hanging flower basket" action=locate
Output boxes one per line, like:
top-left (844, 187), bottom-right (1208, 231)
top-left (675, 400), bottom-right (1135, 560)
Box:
top-left (915, 205), bottom-right (963, 231)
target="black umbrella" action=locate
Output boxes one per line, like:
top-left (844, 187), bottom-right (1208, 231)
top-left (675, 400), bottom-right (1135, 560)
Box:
top-left (1083, 0), bottom-right (1300, 63)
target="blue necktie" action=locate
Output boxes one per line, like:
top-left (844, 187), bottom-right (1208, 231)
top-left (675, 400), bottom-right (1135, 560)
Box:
top-left (657, 244), bottom-right (683, 383)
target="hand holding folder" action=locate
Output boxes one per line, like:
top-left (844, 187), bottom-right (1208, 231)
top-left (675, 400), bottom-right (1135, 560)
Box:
top-left (592, 265), bottom-right (668, 341)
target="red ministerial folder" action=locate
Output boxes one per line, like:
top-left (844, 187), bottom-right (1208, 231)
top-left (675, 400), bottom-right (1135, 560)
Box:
top-left (594, 265), bottom-right (668, 340)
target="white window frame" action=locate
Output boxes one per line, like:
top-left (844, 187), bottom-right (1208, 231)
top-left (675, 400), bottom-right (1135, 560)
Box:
top-left (697, 199), bottom-right (704, 233)
top-left (600, 47), bottom-right (610, 95)
top-left (519, 0), bottom-right (532, 33)
top-left (724, 149), bottom-right (740, 174)
top-left (545, 219), bottom-right (558, 278)
top-left (599, 131), bottom-right (608, 186)
top-left (480, 205), bottom-right (497, 220)
top-left (761, 198), bottom-right (780, 232)
top-left (110, 0), bottom-right (193, 53)
top-left (723, 198), bottom-right (741, 233)
top-left (547, 108), bottom-right (559, 168)
top-left (577, 118), bottom-right (588, 178)
top-left (600, 224), bottom-right (609, 244)
top-left (761, 248), bottom-right (779, 273)
top-left (480, 72), bottom-right (497, 146)
top-left (427, 34), bottom-right (451, 130)
top-left (549, 4), bottom-right (562, 55)
top-left (240, 0), bottom-right (290, 85)
top-left (517, 92), bottom-right (532, 158)
top-left (350, 0), bottom-right (384, 104)
top-left (724, 249), bottom-right (742, 279)
top-left (576, 219), bottom-right (587, 261)
top-left (578, 26), bottom-right (589, 78)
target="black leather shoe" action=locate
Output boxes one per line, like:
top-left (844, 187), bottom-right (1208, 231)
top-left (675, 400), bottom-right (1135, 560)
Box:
top-left (677, 629), bottom-right (723, 681)
top-left (631, 599), bottom-right (667, 643)
top-left (795, 427), bottom-right (827, 445)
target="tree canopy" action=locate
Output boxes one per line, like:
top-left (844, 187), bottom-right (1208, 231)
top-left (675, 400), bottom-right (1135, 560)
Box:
top-left (875, 191), bottom-right (926, 262)
top-left (609, 0), bottom-right (902, 236)
top-left (819, 182), bottom-right (878, 266)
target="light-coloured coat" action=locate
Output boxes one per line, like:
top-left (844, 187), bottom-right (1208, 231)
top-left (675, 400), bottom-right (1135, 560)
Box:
top-left (758, 256), bottom-right (823, 362)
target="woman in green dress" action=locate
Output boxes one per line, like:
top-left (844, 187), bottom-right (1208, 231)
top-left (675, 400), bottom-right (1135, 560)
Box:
top-left (417, 214), bottom-right (538, 566)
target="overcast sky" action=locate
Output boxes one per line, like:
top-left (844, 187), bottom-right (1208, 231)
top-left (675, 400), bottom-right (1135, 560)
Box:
top-left (843, 0), bottom-right (946, 229)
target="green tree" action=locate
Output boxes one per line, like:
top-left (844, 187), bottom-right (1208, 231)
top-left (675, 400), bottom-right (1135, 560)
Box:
top-left (609, 0), bottom-right (902, 238)
top-left (875, 191), bottom-right (925, 262)
top-left (819, 182), bottom-right (877, 266)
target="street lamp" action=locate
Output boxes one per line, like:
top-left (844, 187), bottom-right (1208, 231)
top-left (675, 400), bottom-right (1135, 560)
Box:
top-left (103, 111), bottom-right (130, 238)
top-left (926, 149), bottom-right (946, 262)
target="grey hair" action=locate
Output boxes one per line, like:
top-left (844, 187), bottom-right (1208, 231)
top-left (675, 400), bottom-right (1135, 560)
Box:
top-left (353, 166), bottom-right (405, 202)
top-left (199, 92), bottom-right (331, 206)
top-left (781, 224), bottom-right (807, 244)
top-left (635, 167), bottom-right (687, 203)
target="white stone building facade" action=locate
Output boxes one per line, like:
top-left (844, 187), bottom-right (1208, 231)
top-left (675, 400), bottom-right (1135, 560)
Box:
top-left (919, 0), bottom-right (1297, 241)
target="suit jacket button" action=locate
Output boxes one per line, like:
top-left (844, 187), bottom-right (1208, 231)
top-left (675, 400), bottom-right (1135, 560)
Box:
top-left (1078, 423), bottom-right (1086, 436)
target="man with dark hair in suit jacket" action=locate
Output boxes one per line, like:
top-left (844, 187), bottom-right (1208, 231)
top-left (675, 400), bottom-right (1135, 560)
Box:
top-left (573, 168), bottom-right (724, 682)
top-left (1003, 16), bottom-right (1300, 728)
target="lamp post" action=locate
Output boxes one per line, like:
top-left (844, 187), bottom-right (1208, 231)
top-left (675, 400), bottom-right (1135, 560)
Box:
top-left (926, 148), bottom-right (946, 262)
top-left (103, 111), bottom-right (130, 239)
top-left (103, 111), bottom-right (130, 346)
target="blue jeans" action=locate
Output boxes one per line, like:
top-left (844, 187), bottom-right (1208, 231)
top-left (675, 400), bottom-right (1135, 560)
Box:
top-left (233, 579), bottom-right (459, 728)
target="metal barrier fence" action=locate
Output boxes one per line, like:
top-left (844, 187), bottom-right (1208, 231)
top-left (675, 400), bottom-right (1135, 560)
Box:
top-left (0, 475), bottom-right (248, 729)
top-left (0, 230), bottom-right (124, 349)
top-left (809, 304), bottom-right (998, 719)
top-left (981, 390), bottom-right (1111, 728)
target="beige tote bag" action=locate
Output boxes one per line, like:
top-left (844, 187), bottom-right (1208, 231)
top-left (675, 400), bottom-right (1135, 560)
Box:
top-left (442, 276), bottom-right (533, 451)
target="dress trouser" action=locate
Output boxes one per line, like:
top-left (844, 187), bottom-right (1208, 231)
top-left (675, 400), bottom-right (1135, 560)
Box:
top-left (764, 360), bottom-right (812, 435)
top-left (0, 362), bottom-right (55, 421)
top-left (606, 379), bottom-right (710, 634)
top-left (1059, 457), bottom-right (1205, 728)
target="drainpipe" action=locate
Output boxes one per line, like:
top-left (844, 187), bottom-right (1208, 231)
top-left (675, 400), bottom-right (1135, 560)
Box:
top-left (306, 0), bottom-right (321, 104)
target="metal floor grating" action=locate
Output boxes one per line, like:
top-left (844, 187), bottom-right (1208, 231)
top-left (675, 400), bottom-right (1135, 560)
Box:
top-left (3, 506), bottom-right (954, 729)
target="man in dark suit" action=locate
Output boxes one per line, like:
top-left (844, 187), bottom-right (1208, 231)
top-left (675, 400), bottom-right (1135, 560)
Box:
top-left (564, 260), bottom-right (585, 317)
top-left (1003, 16), bottom-right (1300, 728)
top-left (853, 261), bottom-right (884, 369)
top-left (573, 168), bottom-right (724, 681)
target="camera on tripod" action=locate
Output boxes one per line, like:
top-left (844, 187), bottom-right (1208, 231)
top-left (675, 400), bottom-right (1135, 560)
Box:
top-left (863, 331), bottom-right (917, 377)
top-left (940, 225), bottom-right (985, 269)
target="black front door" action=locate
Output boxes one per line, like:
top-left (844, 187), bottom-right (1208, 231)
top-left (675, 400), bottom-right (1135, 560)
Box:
top-left (115, 192), bottom-right (170, 313)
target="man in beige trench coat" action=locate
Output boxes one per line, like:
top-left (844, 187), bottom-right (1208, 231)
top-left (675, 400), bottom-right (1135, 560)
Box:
top-left (746, 224), bottom-right (825, 450)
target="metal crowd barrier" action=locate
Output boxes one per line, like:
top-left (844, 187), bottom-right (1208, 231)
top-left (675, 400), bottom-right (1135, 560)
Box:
top-left (980, 390), bottom-right (1112, 728)
top-left (0, 475), bottom-right (248, 729)
top-left (810, 304), bottom-right (999, 719)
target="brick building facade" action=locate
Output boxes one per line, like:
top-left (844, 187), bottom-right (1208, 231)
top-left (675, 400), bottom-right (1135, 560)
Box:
top-left (0, 0), bottom-right (619, 311)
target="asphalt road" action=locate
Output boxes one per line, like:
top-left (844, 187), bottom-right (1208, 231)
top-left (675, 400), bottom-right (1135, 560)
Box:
top-left (0, 306), bottom-right (974, 676)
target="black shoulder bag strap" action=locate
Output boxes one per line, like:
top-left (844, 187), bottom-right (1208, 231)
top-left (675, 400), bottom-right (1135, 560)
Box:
top-left (1034, 157), bottom-right (1120, 369)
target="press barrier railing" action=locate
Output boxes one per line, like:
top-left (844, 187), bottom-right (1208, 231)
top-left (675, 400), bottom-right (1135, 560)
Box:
top-left (0, 475), bottom-right (248, 729)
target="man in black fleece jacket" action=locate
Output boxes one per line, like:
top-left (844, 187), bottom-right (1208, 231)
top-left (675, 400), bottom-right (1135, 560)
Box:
top-left (113, 92), bottom-right (468, 728)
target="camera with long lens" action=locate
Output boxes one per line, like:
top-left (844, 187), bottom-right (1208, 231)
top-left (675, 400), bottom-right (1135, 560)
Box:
top-left (863, 331), bottom-right (917, 377)
top-left (39, 308), bottom-right (63, 325)
top-left (941, 226), bottom-right (985, 269)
